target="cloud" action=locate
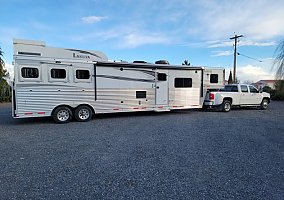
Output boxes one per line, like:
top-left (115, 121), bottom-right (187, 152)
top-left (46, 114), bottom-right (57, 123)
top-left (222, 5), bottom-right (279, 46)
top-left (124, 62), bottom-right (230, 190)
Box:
top-left (121, 33), bottom-right (171, 48)
top-left (237, 64), bottom-right (275, 82)
top-left (207, 40), bottom-right (276, 48)
top-left (212, 50), bottom-right (233, 57)
top-left (190, 0), bottom-right (284, 40)
top-left (81, 16), bottom-right (108, 24)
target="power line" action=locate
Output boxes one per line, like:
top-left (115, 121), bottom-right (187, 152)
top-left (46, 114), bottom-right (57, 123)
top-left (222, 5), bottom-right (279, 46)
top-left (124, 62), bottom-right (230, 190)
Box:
top-left (237, 52), bottom-right (263, 62)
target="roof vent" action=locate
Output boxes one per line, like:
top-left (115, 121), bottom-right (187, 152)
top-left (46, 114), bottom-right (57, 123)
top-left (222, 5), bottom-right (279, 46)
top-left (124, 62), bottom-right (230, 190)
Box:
top-left (155, 60), bottom-right (169, 65)
top-left (133, 60), bottom-right (147, 64)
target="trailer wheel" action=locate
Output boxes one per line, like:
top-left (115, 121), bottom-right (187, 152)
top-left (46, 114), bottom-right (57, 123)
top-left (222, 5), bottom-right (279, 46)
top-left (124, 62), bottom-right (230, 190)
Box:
top-left (260, 99), bottom-right (269, 110)
top-left (53, 106), bottom-right (73, 123)
top-left (74, 106), bottom-right (93, 122)
top-left (221, 100), bottom-right (231, 112)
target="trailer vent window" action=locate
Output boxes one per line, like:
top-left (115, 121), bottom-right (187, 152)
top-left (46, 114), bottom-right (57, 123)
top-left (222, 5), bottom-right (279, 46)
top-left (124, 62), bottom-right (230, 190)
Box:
top-left (158, 73), bottom-right (167, 81)
top-left (51, 69), bottom-right (66, 79)
top-left (76, 70), bottom-right (90, 79)
top-left (210, 74), bottom-right (218, 83)
top-left (175, 78), bottom-right (192, 88)
top-left (136, 91), bottom-right (146, 98)
top-left (21, 67), bottom-right (39, 78)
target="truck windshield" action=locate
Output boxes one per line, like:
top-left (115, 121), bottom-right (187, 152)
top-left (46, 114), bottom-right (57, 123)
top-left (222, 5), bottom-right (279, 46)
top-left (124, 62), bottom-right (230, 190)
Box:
top-left (223, 85), bottom-right (238, 92)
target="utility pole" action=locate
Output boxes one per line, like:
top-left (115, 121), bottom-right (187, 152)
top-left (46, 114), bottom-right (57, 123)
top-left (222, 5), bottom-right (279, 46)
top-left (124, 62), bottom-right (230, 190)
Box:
top-left (230, 34), bottom-right (243, 83)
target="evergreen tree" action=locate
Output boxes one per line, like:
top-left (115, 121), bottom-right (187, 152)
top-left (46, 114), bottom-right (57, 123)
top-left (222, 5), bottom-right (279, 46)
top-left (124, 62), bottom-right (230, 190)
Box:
top-left (228, 70), bottom-right (233, 84)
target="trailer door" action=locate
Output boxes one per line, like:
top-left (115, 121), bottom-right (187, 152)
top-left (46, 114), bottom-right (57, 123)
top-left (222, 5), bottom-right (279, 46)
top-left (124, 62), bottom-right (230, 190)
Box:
top-left (156, 70), bottom-right (169, 105)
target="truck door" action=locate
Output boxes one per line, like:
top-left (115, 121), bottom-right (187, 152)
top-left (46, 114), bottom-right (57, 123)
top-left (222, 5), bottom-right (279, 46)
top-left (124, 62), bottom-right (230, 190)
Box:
top-left (155, 70), bottom-right (169, 105)
top-left (248, 85), bottom-right (262, 104)
top-left (240, 85), bottom-right (251, 105)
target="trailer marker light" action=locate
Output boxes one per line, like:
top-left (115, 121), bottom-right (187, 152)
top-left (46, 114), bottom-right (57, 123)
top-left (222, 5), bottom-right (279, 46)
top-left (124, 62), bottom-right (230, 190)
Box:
top-left (24, 112), bottom-right (33, 115)
top-left (37, 112), bottom-right (45, 115)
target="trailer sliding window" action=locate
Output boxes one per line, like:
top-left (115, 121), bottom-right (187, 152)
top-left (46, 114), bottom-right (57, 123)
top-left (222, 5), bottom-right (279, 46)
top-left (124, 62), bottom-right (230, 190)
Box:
top-left (175, 78), bottom-right (192, 88)
top-left (51, 69), bottom-right (66, 79)
top-left (76, 70), bottom-right (90, 79)
top-left (21, 67), bottom-right (39, 78)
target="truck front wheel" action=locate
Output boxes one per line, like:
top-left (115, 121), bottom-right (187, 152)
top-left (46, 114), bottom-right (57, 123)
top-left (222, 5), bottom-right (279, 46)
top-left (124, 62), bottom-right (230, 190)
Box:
top-left (222, 100), bottom-right (231, 112)
top-left (260, 99), bottom-right (269, 110)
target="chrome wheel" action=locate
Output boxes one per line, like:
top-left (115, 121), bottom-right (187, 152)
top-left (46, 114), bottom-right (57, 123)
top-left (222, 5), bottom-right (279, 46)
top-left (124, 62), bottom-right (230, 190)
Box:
top-left (57, 110), bottom-right (70, 122)
top-left (53, 106), bottom-right (72, 123)
top-left (78, 108), bottom-right (90, 120)
top-left (260, 99), bottom-right (269, 110)
top-left (75, 106), bottom-right (93, 122)
top-left (222, 100), bottom-right (231, 112)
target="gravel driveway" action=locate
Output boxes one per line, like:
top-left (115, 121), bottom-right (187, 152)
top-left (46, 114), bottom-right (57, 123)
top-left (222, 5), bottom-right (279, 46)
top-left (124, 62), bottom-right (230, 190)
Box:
top-left (0, 101), bottom-right (283, 199)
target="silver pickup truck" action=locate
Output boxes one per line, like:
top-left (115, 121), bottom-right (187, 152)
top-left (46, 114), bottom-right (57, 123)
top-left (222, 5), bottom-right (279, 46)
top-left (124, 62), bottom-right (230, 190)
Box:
top-left (204, 84), bottom-right (271, 112)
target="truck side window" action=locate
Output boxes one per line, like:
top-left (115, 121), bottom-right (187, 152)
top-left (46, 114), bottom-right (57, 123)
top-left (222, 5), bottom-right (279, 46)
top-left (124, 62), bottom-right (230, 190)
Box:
top-left (249, 85), bottom-right (258, 93)
top-left (21, 67), bottom-right (39, 78)
top-left (210, 74), bottom-right (218, 83)
top-left (241, 85), bottom-right (248, 93)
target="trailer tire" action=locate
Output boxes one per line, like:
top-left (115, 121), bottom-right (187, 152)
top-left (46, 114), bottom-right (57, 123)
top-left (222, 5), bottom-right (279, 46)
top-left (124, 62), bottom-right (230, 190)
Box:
top-left (260, 99), bottom-right (269, 110)
top-left (74, 105), bottom-right (93, 122)
top-left (53, 106), bottom-right (73, 123)
top-left (221, 100), bottom-right (231, 112)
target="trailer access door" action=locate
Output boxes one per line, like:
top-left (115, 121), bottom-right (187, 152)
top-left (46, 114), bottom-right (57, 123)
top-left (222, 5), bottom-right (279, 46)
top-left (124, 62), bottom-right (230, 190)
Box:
top-left (155, 70), bottom-right (169, 105)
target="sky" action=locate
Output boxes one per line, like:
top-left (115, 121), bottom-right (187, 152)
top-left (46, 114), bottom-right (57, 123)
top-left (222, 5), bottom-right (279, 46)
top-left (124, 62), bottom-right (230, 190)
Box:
top-left (1, 0), bottom-right (284, 82)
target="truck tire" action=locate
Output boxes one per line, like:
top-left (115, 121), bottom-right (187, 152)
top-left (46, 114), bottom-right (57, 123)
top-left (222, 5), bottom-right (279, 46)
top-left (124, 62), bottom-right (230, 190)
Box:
top-left (74, 105), bottom-right (93, 122)
top-left (260, 99), bottom-right (269, 110)
top-left (53, 106), bottom-right (73, 123)
top-left (222, 100), bottom-right (231, 112)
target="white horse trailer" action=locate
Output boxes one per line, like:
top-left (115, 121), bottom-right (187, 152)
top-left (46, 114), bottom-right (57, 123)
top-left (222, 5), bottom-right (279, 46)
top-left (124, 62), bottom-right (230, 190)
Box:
top-left (12, 39), bottom-right (224, 123)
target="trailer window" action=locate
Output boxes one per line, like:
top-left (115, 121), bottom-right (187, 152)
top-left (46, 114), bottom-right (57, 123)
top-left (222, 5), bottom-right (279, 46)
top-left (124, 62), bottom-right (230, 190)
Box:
top-left (21, 67), bottom-right (39, 78)
top-left (136, 91), bottom-right (146, 98)
top-left (210, 74), bottom-right (218, 83)
top-left (175, 78), bottom-right (192, 88)
top-left (158, 73), bottom-right (167, 81)
top-left (76, 70), bottom-right (90, 79)
top-left (51, 69), bottom-right (66, 79)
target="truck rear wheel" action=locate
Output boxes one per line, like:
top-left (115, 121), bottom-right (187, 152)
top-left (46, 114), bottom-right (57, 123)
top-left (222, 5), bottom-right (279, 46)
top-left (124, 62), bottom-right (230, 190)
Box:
top-left (74, 105), bottom-right (93, 122)
top-left (260, 99), bottom-right (269, 110)
top-left (53, 106), bottom-right (73, 123)
top-left (222, 100), bottom-right (231, 112)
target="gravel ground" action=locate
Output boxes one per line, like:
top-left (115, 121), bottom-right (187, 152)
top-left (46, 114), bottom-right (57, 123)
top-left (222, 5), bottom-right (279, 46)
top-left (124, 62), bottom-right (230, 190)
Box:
top-left (0, 101), bottom-right (283, 199)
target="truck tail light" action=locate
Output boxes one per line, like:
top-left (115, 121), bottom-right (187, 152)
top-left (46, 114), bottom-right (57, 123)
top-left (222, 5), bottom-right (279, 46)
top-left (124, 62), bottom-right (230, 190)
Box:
top-left (209, 93), bottom-right (215, 100)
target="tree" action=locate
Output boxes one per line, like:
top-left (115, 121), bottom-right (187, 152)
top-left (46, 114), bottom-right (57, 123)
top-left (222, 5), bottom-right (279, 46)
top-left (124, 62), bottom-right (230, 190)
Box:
top-left (0, 47), bottom-right (11, 102)
top-left (182, 60), bottom-right (190, 66)
top-left (228, 70), bottom-right (233, 84)
top-left (0, 47), bottom-right (8, 79)
top-left (273, 40), bottom-right (284, 100)
top-left (274, 40), bottom-right (284, 80)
